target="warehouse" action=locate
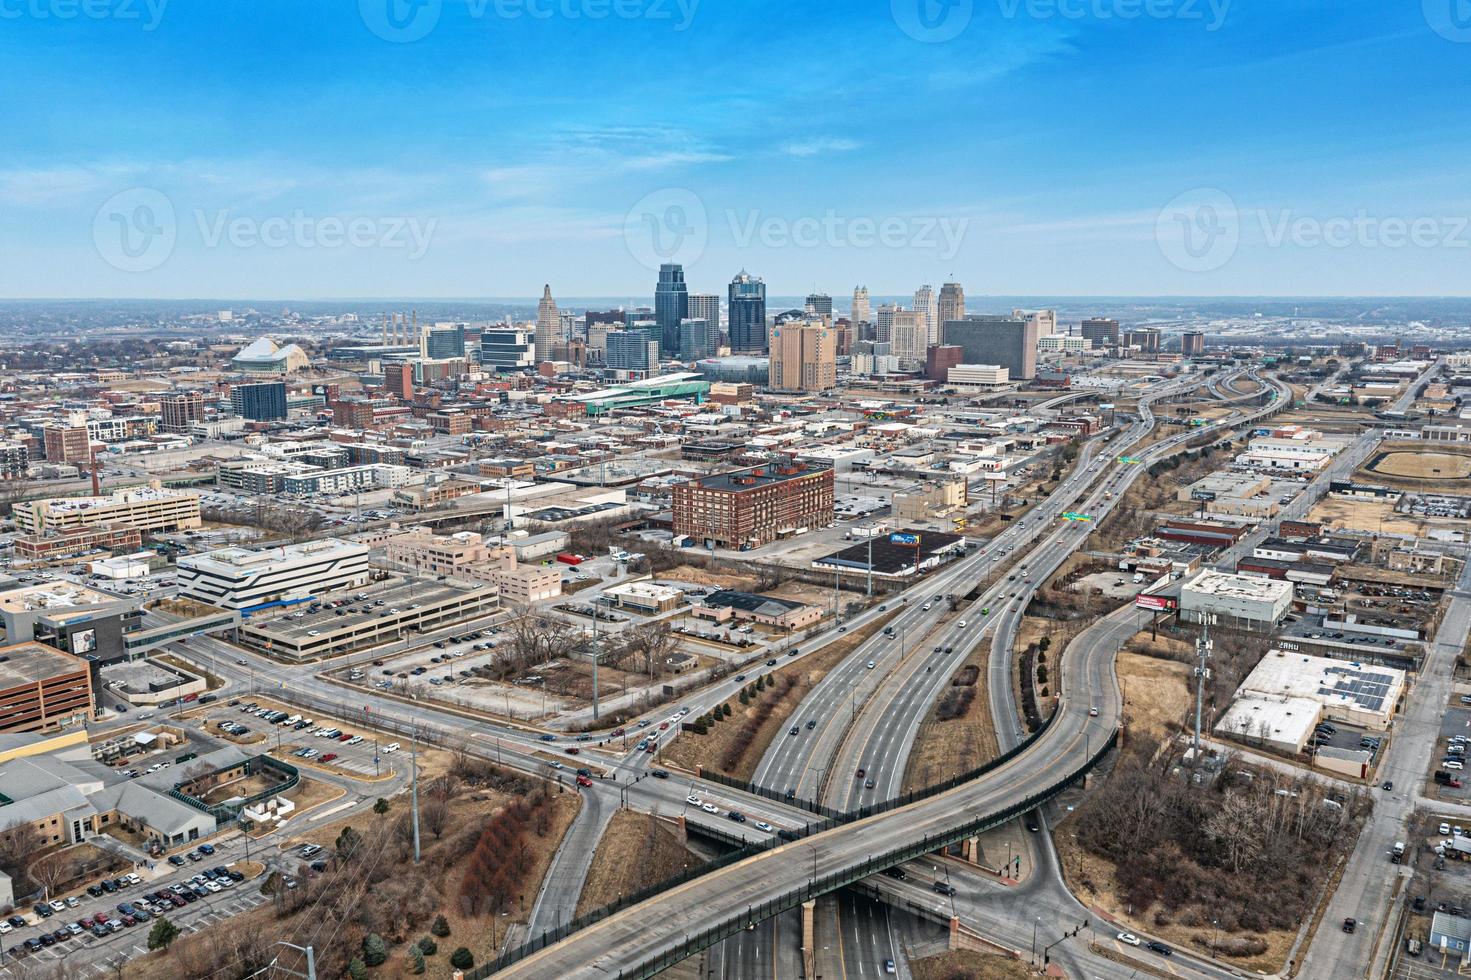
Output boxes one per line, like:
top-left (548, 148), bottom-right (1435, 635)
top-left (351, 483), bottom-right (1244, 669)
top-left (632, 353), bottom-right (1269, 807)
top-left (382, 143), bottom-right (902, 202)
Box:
top-left (1180, 570), bottom-right (1294, 631)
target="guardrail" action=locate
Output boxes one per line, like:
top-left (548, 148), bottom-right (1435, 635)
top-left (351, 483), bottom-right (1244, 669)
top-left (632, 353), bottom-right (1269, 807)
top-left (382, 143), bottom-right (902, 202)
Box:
top-left (481, 721), bottom-right (1111, 977)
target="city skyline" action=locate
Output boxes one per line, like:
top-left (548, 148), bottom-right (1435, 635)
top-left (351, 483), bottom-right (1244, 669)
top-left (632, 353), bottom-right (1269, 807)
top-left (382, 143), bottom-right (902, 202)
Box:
top-left (3, 2), bottom-right (1469, 298)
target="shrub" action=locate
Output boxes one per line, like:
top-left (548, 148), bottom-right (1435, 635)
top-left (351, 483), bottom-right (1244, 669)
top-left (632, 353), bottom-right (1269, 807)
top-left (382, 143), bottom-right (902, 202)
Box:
top-left (418, 936), bottom-right (438, 955)
top-left (408, 945), bottom-right (426, 974)
top-left (362, 933), bottom-right (387, 967)
top-left (431, 914), bottom-right (451, 937)
top-left (348, 959), bottom-right (367, 980)
top-left (450, 947), bottom-right (474, 969)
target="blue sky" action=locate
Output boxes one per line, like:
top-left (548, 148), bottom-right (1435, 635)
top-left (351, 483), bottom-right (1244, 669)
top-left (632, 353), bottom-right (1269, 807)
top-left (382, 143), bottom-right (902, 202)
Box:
top-left (2, 0), bottom-right (1469, 299)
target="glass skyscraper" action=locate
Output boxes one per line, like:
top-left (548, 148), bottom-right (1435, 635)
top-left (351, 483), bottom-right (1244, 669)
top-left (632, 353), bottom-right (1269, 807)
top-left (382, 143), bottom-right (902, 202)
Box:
top-left (727, 270), bottom-right (767, 353)
top-left (655, 264), bottom-right (688, 354)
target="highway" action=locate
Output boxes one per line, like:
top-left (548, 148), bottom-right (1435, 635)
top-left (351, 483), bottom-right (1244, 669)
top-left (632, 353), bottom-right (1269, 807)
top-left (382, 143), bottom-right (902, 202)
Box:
top-left (494, 371), bottom-right (1293, 979)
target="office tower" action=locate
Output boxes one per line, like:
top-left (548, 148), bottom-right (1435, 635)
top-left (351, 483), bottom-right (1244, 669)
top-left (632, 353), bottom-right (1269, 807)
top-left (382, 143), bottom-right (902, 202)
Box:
top-left (536, 285), bottom-right (559, 358)
top-left (384, 363), bottom-right (414, 400)
top-left (1081, 318), bottom-right (1121, 348)
top-left (422, 322), bottom-right (466, 359)
top-left (938, 281), bottom-right (965, 326)
top-left (479, 328), bottom-right (537, 372)
top-left (655, 263), bottom-right (690, 353)
top-left (914, 285), bottom-right (938, 345)
top-left (42, 425), bottom-right (90, 463)
top-left (678, 318), bottom-right (716, 360)
top-left (804, 293), bottom-right (833, 324)
top-left (689, 293), bottom-right (720, 346)
top-left (623, 306), bottom-right (654, 325)
top-left (1182, 331), bottom-right (1206, 356)
top-left (926, 345), bottom-right (964, 381)
top-left (890, 310), bottom-right (927, 367)
top-left (1125, 328), bottom-right (1162, 354)
top-left (769, 321), bottom-right (836, 392)
top-left (728, 270), bottom-right (768, 353)
top-left (230, 381), bottom-right (288, 421)
top-left (851, 286), bottom-right (871, 329)
top-left (1015, 308), bottom-right (1056, 338)
top-left (875, 303), bottom-right (899, 344)
top-left (160, 391), bottom-right (205, 434)
top-left (606, 330), bottom-right (660, 376)
top-left (585, 309), bottom-right (624, 333)
top-left (942, 315), bottom-right (1038, 380)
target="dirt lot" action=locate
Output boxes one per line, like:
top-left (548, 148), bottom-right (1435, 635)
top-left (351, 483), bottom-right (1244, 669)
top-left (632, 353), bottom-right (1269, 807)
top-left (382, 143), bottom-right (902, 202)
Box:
top-left (910, 949), bottom-right (1031, 980)
top-left (658, 611), bottom-right (899, 780)
top-left (663, 564), bottom-right (759, 590)
top-left (575, 810), bottom-right (697, 916)
top-left (1116, 650), bottom-right (1192, 739)
top-left (1308, 496), bottom-right (1425, 537)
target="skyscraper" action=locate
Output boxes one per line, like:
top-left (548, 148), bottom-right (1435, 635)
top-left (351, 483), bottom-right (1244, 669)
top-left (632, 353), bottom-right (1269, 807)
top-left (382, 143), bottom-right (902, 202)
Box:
top-left (606, 330), bottom-right (659, 377)
top-left (728, 270), bottom-right (768, 353)
top-left (851, 286), bottom-right (871, 329)
top-left (875, 303), bottom-right (899, 344)
top-left (422, 322), bottom-right (466, 359)
top-left (1182, 331), bottom-right (1206, 356)
top-left (805, 293), bottom-right (833, 324)
top-left (655, 264), bottom-right (689, 354)
top-left (536, 285), bottom-right (559, 359)
top-left (1014, 308), bottom-right (1056, 338)
top-left (688, 293), bottom-right (720, 347)
top-left (890, 310), bottom-right (927, 367)
top-left (678, 319), bottom-right (716, 360)
top-left (914, 285), bottom-right (938, 345)
top-left (942, 315), bottom-right (1038, 380)
top-left (769, 321), bottom-right (836, 392)
top-left (479, 328), bottom-right (537, 372)
top-left (938, 281), bottom-right (965, 327)
top-left (231, 381), bottom-right (288, 421)
top-left (160, 392), bottom-right (205, 434)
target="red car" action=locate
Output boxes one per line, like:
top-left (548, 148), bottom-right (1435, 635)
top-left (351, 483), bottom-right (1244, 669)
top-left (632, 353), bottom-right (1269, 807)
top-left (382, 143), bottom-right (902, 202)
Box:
top-left (645, 744), bottom-right (656, 753)
top-left (611, 728), bottom-right (625, 736)
top-left (575, 774), bottom-right (592, 787)
top-left (320, 753), bottom-right (338, 763)
top-left (338, 733), bottom-right (352, 742)
top-left (659, 722), bottom-right (669, 730)
top-left (564, 747), bottom-right (580, 756)
top-left (93, 913), bottom-right (108, 926)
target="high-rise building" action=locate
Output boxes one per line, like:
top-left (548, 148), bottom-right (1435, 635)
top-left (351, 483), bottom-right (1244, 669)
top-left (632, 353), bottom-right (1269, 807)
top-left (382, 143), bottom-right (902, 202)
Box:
top-left (769, 321), bottom-right (836, 392)
top-left (384, 363), bottom-right (414, 400)
top-left (1126, 328), bottom-right (1162, 354)
top-left (805, 293), bottom-right (833, 325)
top-left (938, 282), bottom-right (966, 326)
top-left (1182, 331), bottom-right (1206, 356)
top-left (1015, 308), bottom-right (1056, 337)
top-left (875, 303), bottom-right (899, 344)
top-left (942, 315), bottom-right (1038, 380)
top-left (851, 286), bottom-right (871, 330)
top-left (926, 345), bottom-right (964, 382)
top-left (479, 328), bottom-right (537, 372)
top-left (1081, 318), bottom-right (1121, 348)
top-left (42, 426), bottom-right (91, 464)
top-left (231, 381), bottom-right (288, 421)
top-left (688, 293), bottom-right (720, 344)
top-left (727, 270), bottom-right (768, 353)
top-left (914, 285), bottom-right (938, 345)
top-left (422, 322), bottom-right (466, 359)
top-left (585, 309), bottom-right (624, 332)
top-left (655, 264), bottom-right (690, 353)
top-left (606, 330), bottom-right (660, 376)
top-left (536, 285), bottom-right (560, 358)
top-left (890, 310), bottom-right (927, 367)
top-left (160, 392), bottom-right (205, 435)
top-left (0, 442), bottom-right (27, 481)
top-left (678, 318), bottom-right (716, 360)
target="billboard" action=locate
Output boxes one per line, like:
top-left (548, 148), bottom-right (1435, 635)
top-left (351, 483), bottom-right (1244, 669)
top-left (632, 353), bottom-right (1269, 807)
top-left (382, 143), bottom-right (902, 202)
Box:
top-left (70, 628), bottom-right (98, 655)
top-left (889, 532), bottom-right (920, 546)
top-left (1135, 594), bottom-right (1177, 613)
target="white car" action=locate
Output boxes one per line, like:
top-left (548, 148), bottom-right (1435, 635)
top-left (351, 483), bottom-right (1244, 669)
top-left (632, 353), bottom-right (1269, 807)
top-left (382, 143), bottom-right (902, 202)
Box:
top-left (1117, 932), bottom-right (1141, 946)
top-left (686, 795), bottom-right (703, 806)
top-left (383, 742), bottom-right (400, 753)
top-left (1441, 823), bottom-right (1452, 835)
top-left (701, 803), bottom-right (720, 814)
top-left (754, 821), bottom-right (775, 833)
top-left (866, 661), bottom-right (876, 669)
top-left (0, 921), bottom-right (10, 934)
top-left (957, 620), bottom-right (968, 629)
top-left (205, 880), bottom-right (223, 893)
top-left (1447, 760), bottom-right (1464, 770)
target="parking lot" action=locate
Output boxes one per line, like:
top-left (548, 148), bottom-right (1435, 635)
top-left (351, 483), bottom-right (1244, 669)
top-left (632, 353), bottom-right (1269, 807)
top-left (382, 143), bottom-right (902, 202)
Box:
top-left (1429, 704), bottom-right (1471, 802)
top-left (195, 699), bottom-right (402, 780)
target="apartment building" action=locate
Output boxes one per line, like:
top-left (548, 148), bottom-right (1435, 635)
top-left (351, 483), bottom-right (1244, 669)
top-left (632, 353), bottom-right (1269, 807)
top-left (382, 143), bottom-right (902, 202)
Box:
top-left (673, 463), bottom-right (834, 550)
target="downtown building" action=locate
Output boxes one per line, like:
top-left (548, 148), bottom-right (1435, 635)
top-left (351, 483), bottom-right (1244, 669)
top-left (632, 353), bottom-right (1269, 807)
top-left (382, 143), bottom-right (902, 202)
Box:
top-left (673, 463), bottom-right (834, 550)
top-left (728, 271), bottom-right (768, 352)
top-left (14, 486), bottom-right (202, 536)
top-left (230, 381), bottom-right (288, 421)
top-left (942, 315), bottom-right (1039, 380)
top-left (769, 320), bottom-right (836, 392)
top-left (655, 264), bottom-right (690, 354)
top-left (160, 392), bottom-right (206, 434)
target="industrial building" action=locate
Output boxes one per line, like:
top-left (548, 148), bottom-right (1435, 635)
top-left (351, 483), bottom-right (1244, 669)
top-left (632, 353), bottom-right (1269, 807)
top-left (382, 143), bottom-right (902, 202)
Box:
top-left (177, 539), bottom-right (372, 611)
top-left (0, 642), bottom-right (95, 734)
top-left (551, 373), bottom-right (710, 417)
top-left (1179, 570), bottom-right (1294, 630)
top-left (13, 485), bottom-right (202, 537)
top-left (673, 463), bottom-right (835, 550)
top-left (1215, 650), bottom-right (1404, 755)
top-left (1176, 472), bottom-right (1279, 519)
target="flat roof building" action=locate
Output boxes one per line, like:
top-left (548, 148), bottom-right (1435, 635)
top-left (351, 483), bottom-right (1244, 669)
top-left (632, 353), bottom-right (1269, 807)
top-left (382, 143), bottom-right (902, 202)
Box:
top-left (178, 539), bottom-right (371, 611)
top-left (0, 642), bottom-right (94, 734)
top-left (1180, 570), bottom-right (1294, 630)
top-left (14, 485), bottom-right (201, 537)
top-left (1216, 650), bottom-right (1405, 754)
top-left (673, 463), bottom-right (835, 550)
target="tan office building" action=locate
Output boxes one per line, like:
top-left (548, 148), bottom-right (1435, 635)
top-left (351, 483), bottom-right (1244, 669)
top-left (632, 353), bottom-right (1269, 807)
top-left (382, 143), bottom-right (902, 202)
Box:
top-left (768, 322), bottom-right (835, 392)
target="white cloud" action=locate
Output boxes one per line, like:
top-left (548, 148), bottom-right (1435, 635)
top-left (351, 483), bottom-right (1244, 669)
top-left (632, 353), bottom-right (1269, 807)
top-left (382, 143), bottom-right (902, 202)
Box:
top-left (782, 137), bottom-right (861, 158)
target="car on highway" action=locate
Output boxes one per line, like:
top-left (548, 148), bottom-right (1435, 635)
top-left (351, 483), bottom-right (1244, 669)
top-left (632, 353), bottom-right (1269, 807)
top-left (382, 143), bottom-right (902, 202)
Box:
top-left (1343, 917), bottom-right (1356, 934)
top-left (866, 660), bottom-right (875, 669)
top-left (1117, 932), bottom-right (1140, 946)
top-left (956, 620), bottom-right (967, 628)
top-left (700, 803), bottom-right (719, 814)
top-left (650, 769), bottom-right (669, 779)
top-left (766, 659), bottom-right (778, 666)
top-left (931, 881), bottom-right (955, 896)
top-left (1145, 941), bottom-right (1172, 956)
top-left (1089, 707), bottom-right (1099, 717)
top-left (754, 821), bottom-right (774, 833)
top-left (789, 726), bottom-right (800, 736)
top-left (686, 795), bottom-right (703, 805)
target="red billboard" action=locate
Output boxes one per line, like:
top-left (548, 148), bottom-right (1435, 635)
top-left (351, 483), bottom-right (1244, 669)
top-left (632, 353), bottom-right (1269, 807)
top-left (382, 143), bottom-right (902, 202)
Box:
top-left (1135, 594), bottom-right (1178, 612)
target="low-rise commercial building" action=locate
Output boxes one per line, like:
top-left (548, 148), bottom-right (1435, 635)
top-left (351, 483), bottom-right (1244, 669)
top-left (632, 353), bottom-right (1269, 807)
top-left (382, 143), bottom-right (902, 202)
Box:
top-left (14, 524), bottom-right (142, 561)
top-left (0, 582), bottom-right (142, 663)
top-left (673, 463), bottom-right (834, 550)
top-left (1180, 570), bottom-right (1294, 630)
top-left (696, 590), bottom-right (821, 630)
top-left (603, 582), bottom-right (685, 614)
top-left (178, 539), bottom-right (372, 611)
top-left (14, 485), bottom-right (202, 536)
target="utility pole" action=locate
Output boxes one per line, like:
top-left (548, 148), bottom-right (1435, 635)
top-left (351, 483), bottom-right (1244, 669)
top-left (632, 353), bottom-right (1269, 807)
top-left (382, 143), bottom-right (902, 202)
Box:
top-left (410, 732), bottom-right (421, 864)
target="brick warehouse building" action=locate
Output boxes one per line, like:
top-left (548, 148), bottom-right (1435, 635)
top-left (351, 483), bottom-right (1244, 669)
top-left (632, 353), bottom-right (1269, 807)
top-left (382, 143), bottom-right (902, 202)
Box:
top-left (0, 642), bottom-right (95, 734)
top-left (673, 463), bottom-right (835, 550)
